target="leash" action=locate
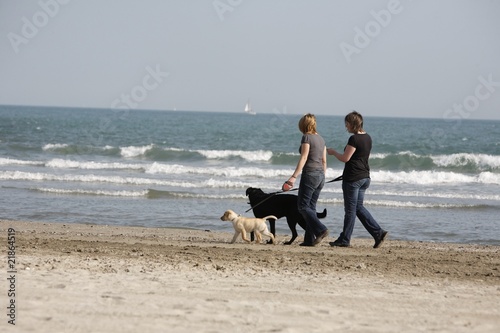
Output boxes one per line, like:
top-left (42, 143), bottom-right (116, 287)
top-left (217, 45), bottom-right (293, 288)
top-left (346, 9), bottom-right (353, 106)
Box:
top-left (244, 188), bottom-right (297, 213)
top-left (325, 175), bottom-right (343, 184)
top-left (244, 175), bottom-right (343, 213)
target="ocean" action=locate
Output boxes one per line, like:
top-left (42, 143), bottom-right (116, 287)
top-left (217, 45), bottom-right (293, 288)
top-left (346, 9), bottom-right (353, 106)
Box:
top-left (1, 105), bottom-right (499, 245)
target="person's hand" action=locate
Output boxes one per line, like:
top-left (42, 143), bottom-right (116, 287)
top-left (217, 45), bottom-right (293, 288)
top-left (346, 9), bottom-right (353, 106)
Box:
top-left (327, 148), bottom-right (336, 155)
top-left (282, 176), bottom-right (295, 191)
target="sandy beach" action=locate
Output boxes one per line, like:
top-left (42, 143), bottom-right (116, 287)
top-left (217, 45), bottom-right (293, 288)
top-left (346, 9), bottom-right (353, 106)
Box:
top-left (1, 219), bottom-right (499, 333)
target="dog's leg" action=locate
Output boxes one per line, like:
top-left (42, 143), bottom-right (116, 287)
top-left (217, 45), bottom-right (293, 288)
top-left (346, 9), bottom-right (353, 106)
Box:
top-left (254, 231), bottom-right (262, 244)
top-left (265, 218), bottom-right (276, 244)
top-left (269, 219), bottom-right (276, 236)
top-left (250, 231), bottom-right (255, 242)
top-left (317, 208), bottom-right (327, 219)
top-left (241, 231), bottom-right (251, 243)
top-left (282, 216), bottom-right (298, 245)
top-left (284, 217), bottom-right (298, 245)
top-left (257, 224), bottom-right (275, 245)
top-left (230, 231), bottom-right (239, 244)
top-left (262, 230), bottom-right (275, 245)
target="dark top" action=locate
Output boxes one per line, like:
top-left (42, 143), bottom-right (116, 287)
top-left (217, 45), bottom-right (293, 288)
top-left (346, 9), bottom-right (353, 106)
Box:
top-left (343, 133), bottom-right (372, 182)
top-left (300, 133), bottom-right (325, 172)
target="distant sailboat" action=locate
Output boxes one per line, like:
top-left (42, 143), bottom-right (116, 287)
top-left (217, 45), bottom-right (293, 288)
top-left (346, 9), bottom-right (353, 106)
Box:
top-left (244, 100), bottom-right (256, 115)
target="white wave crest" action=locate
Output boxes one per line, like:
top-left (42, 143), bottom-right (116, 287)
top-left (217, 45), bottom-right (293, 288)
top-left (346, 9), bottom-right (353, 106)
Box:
top-left (194, 149), bottom-right (272, 162)
top-left (46, 158), bottom-right (144, 170)
top-left (34, 187), bottom-right (148, 197)
top-left (42, 143), bottom-right (69, 150)
top-left (167, 192), bottom-right (244, 200)
top-left (0, 157), bottom-right (42, 166)
top-left (146, 163), bottom-right (290, 178)
top-left (364, 200), bottom-right (479, 209)
top-left (371, 151), bottom-right (419, 159)
top-left (0, 170), bottom-right (181, 186)
top-left (0, 171), bottom-right (259, 189)
top-left (318, 198), bottom-right (481, 208)
top-left (370, 153), bottom-right (389, 159)
top-left (432, 153), bottom-right (500, 170)
top-left (372, 170), bottom-right (500, 185)
top-left (368, 189), bottom-right (500, 201)
top-left (120, 144), bottom-right (154, 158)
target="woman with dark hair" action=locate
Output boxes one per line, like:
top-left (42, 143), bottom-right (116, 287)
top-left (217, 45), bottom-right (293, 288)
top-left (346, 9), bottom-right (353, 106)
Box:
top-left (327, 111), bottom-right (388, 248)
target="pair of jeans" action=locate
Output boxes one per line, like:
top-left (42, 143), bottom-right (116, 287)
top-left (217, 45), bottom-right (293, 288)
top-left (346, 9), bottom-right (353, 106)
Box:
top-left (297, 169), bottom-right (327, 244)
top-left (337, 178), bottom-right (383, 245)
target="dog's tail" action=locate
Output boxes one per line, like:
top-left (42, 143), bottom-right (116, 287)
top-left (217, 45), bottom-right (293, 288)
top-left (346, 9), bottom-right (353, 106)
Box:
top-left (263, 215), bottom-right (278, 221)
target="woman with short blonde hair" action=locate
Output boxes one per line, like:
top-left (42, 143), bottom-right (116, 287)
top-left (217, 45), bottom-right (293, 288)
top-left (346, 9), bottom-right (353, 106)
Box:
top-left (283, 113), bottom-right (329, 246)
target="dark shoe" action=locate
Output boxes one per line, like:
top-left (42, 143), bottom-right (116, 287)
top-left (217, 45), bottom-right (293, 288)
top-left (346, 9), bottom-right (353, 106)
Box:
top-left (299, 242), bottom-right (314, 247)
top-left (312, 229), bottom-right (328, 246)
top-left (374, 231), bottom-right (388, 249)
top-left (329, 240), bottom-right (350, 247)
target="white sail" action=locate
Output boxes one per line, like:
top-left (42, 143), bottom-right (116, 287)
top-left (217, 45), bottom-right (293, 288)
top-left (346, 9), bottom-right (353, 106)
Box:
top-left (244, 100), bottom-right (256, 115)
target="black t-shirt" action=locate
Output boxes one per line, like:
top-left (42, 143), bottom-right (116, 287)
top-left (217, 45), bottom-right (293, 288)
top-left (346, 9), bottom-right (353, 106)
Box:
top-left (343, 133), bottom-right (372, 182)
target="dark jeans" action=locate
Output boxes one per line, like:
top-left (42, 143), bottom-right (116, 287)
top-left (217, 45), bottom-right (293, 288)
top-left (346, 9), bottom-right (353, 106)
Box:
top-left (297, 169), bottom-right (327, 244)
top-left (337, 178), bottom-right (383, 245)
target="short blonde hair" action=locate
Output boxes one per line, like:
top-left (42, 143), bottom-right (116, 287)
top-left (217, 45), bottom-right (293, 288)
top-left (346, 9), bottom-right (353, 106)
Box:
top-left (298, 113), bottom-right (317, 134)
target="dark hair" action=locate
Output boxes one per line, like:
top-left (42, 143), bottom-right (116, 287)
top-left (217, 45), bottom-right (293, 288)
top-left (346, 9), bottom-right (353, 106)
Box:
top-left (345, 111), bottom-right (363, 133)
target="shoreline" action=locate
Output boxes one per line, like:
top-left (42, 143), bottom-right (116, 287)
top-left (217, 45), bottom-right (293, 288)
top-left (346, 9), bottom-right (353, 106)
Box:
top-left (1, 219), bottom-right (499, 332)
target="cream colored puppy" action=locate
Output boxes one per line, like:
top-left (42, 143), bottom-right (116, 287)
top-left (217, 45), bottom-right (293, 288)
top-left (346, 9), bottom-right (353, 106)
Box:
top-left (220, 209), bottom-right (277, 244)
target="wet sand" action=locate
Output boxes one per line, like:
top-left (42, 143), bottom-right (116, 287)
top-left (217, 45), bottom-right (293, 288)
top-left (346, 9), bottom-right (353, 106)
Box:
top-left (1, 220), bottom-right (499, 332)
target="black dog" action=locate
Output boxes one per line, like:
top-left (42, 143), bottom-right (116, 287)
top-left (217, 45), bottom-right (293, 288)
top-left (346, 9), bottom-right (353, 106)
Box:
top-left (245, 187), bottom-right (327, 245)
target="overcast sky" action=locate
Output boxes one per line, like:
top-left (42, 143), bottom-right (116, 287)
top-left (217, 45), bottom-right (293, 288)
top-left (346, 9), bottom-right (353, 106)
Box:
top-left (1, 0), bottom-right (499, 120)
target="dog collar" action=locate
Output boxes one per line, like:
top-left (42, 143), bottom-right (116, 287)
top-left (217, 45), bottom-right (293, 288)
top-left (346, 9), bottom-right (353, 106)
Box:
top-left (230, 214), bottom-right (241, 222)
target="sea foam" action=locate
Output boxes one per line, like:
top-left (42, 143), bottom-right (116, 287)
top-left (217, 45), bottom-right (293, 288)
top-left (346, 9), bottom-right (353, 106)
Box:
top-left (371, 170), bottom-right (500, 185)
top-left (194, 149), bottom-right (273, 162)
top-left (120, 144), bottom-right (154, 158)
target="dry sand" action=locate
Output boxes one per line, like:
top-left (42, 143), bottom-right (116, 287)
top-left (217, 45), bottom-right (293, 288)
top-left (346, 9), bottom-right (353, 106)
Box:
top-left (1, 219), bottom-right (499, 333)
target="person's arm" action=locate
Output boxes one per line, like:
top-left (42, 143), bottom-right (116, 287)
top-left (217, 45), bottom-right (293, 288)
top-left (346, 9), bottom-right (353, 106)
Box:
top-left (322, 146), bottom-right (327, 172)
top-left (287, 143), bottom-right (309, 186)
top-left (327, 145), bottom-right (356, 163)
